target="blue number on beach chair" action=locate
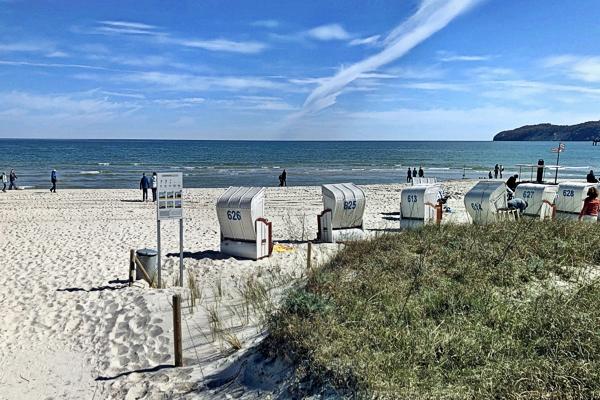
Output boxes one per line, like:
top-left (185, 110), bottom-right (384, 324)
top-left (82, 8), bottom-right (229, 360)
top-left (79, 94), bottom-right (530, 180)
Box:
top-left (343, 200), bottom-right (357, 210)
top-left (470, 202), bottom-right (483, 211)
top-left (562, 190), bottom-right (575, 197)
top-left (523, 190), bottom-right (535, 199)
top-left (227, 210), bottom-right (242, 220)
top-left (407, 195), bottom-right (418, 203)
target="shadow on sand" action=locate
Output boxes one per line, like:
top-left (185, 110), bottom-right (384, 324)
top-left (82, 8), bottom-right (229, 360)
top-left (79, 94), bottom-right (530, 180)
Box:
top-left (95, 364), bottom-right (174, 381)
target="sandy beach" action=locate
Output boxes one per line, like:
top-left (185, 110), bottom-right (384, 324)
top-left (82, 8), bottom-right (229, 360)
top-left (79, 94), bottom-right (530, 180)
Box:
top-left (0, 181), bottom-right (474, 399)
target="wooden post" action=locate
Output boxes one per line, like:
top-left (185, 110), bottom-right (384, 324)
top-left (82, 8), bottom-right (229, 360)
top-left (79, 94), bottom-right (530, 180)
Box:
top-left (436, 202), bottom-right (443, 225)
top-left (306, 241), bottom-right (313, 271)
top-left (129, 249), bottom-right (135, 287)
top-left (173, 294), bottom-right (183, 367)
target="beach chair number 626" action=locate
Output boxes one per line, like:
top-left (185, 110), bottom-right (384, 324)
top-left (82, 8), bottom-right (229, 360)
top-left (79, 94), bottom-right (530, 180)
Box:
top-left (470, 202), bottom-right (483, 211)
top-left (562, 190), bottom-right (575, 197)
top-left (227, 210), bottom-right (242, 220)
top-left (407, 195), bottom-right (418, 203)
top-left (344, 200), bottom-right (357, 210)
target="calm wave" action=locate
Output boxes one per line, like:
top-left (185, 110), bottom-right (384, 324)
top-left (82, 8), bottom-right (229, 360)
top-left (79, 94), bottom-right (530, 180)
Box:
top-left (0, 139), bottom-right (596, 189)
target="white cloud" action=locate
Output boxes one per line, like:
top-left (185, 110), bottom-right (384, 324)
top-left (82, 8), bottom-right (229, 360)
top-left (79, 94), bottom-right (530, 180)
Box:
top-left (543, 54), bottom-right (600, 83)
top-left (0, 59), bottom-right (123, 71)
top-left (95, 20), bottom-right (162, 36)
top-left (118, 71), bottom-right (287, 92)
top-left (153, 97), bottom-right (205, 108)
top-left (306, 24), bottom-right (351, 41)
top-left (166, 38), bottom-right (267, 54)
top-left (296, 0), bottom-right (481, 117)
top-left (45, 51), bottom-right (68, 58)
top-left (399, 81), bottom-right (469, 91)
top-left (437, 51), bottom-right (492, 62)
top-left (349, 35), bottom-right (380, 46)
top-left (252, 19), bottom-right (280, 28)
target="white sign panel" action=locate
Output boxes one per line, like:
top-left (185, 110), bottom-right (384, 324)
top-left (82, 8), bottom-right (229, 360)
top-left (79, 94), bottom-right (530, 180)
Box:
top-left (157, 172), bottom-right (183, 220)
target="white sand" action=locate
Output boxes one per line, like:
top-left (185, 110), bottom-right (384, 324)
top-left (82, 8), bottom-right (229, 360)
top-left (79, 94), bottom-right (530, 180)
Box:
top-left (0, 181), bottom-right (474, 399)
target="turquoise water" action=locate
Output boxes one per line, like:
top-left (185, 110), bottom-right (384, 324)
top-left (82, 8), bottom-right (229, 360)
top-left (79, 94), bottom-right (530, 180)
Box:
top-left (0, 139), bottom-right (596, 188)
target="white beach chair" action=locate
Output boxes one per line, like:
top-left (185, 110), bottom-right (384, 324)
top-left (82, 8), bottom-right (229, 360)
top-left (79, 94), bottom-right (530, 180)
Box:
top-left (400, 185), bottom-right (442, 229)
top-left (555, 182), bottom-right (598, 221)
top-left (318, 183), bottom-right (366, 242)
top-left (216, 187), bottom-right (273, 259)
top-left (464, 180), bottom-right (508, 224)
top-left (514, 183), bottom-right (558, 220)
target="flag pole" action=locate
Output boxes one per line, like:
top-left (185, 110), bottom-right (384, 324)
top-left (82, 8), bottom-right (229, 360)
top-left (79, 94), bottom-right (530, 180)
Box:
top-left (554, 143), bottom-right (561, 184)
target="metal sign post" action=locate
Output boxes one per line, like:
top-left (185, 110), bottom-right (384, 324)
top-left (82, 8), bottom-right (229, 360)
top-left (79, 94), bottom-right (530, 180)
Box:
top-left (551, 143), bottom-right (565, 185)
top-left (156, 172), bottom-right (184, 288)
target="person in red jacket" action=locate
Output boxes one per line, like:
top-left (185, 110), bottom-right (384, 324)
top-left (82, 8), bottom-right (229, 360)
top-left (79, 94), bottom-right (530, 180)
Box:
top-left (579, 187), bottom-right (600, 222)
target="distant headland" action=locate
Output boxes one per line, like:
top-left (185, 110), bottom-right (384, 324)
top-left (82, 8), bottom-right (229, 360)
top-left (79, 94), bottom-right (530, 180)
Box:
top-left (493, 120), bottom-right (600, 141)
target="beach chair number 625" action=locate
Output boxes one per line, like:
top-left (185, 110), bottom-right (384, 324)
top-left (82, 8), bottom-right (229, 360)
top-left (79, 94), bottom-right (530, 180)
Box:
top-left (562, 190), bottom-right (575, 197)
top-left (227, 210), bottom-right (242, 220)
top-left (344, 200), bottom-right (357, 210)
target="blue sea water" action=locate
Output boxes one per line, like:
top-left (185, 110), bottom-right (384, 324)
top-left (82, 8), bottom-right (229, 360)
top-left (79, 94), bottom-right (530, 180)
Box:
top-left (0, 139), bottom-right (597, 189)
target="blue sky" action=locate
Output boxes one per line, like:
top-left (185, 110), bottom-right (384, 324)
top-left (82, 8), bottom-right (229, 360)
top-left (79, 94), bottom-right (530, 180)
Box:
top-left (1, 0), bottom-right (599, 140)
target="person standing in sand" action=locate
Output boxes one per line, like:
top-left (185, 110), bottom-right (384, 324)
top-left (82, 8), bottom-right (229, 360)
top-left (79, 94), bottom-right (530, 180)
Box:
top-left (281, 169), bottom-right (287, 186)
top-left (412, 168), bottom-right (417, 178)
top-left (140, 173), bottom-right (150, 202)
top-left (8, 169), bottom-right (17, 190)
top-left (418, 166), bottom-right (424, 178)
top-left (1, 171), bottom-right (6, 192)
top-left (50, 169), bottom-right (57, 193)
top-left (407, 167), bottom-right (412, 183)
top-left (151, 172), bottom-right (158, 202)
top-left (494, 164), bottom-right (499, 179)
top-left (579, 187), bottom-right (600, 222)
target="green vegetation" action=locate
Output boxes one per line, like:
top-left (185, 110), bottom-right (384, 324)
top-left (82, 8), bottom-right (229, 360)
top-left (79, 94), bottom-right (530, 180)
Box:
top-left (267, 221), bottom-right (600, 399)
top-left (493, 120), bottom-right (600, 141)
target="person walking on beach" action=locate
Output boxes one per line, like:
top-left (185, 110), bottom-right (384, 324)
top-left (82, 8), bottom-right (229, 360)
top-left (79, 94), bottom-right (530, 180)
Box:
top-left (1, 171), bottom-right (6, 192)
top-left (412, 168), bottom-right (417, 178)
top-left (499, 164), bottom-right (504, 178)
top-left (50, 169), bottom-right (57, 193)
top-left (418, 166), bottom-right (424, 178)
top-left (579, 187), bottom-right (600, 222)
top-left (494, 164), bottom-right (499, 179)
top-left (151, 172), bottom-right (158, 202)
top-left (281, 169), bottom-right (287, 187)
top-left (140, 173), bottom-right (150, 202)
top-left (407, 167), bottom-right (412, 183)
top-left (587, 170), bottom-right (598, 183)
top-left (9, 169), bottom-right (17, 190)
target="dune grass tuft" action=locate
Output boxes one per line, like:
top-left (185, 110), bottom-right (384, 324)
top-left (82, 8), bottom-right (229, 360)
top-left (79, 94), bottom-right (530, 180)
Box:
top-left (267, 220), bottom-right (600, 399)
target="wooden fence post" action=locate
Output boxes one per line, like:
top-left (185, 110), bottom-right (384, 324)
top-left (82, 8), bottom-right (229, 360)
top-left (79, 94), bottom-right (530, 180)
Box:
top-left (306, 241), bottom-right (313, 271)
top-left (129, 249), bottom-right (135, 287)
top-left (173, 294), bottom-right (183, 367)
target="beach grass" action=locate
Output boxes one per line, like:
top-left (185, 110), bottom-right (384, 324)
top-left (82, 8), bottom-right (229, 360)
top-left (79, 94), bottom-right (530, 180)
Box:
top-left (267, 220), bottom-right (600, 399)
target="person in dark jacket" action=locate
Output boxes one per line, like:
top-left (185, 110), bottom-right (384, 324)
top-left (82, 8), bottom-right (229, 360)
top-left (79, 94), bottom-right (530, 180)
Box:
top-left (140, 173), bottom-right (150, 202)
top-left (281, 169), bottom-right (287, 186)
top-left (418, 166), bottom-right (424, 177)
top-left (494, 164), bottom-right (499, 179)
top-left (488, 171), bottom-right (493, 179)
top-left (407, 167), bottom-right (412, 183)
top-left (412, 167), bottom-right (417, 178)
top-left (50, 169), bottom-right (57, 193)
top-left (9, 169), bottom-right (17, 190)
top-left (506, 174), bottom-right (519, 192)
top-left (586, 170), bottom-right (598, 183)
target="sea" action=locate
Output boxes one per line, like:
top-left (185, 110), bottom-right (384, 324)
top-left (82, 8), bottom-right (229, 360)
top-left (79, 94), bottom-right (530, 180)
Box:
top-left (0, 139), bottom-right (597, 189)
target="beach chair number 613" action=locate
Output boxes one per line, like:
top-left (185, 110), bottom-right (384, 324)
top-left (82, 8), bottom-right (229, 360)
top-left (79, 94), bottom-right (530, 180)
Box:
top-left (562, 190), bottom-right (575, 197)
top-left (227, 210), bottom-right (242, 220)
top-left (344, 200), bottom-right (357, 210)
top-left (407, 195), bottom-right (418, 203)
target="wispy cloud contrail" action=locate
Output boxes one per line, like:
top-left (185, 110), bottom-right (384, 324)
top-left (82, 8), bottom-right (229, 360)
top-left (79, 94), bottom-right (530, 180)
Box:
top-left (296, 0), bottom-right (481, 118)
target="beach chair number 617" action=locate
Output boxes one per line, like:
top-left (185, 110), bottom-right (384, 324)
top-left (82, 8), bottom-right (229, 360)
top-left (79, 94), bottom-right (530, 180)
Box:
top-left (344, 200), bottom-right (357, 210)
top-left (227, 210), bottom-right (242, 220)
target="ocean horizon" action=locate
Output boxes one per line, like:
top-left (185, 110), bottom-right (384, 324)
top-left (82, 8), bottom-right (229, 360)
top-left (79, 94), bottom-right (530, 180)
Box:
top-left (0, 139), bottom-right (596, 189)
